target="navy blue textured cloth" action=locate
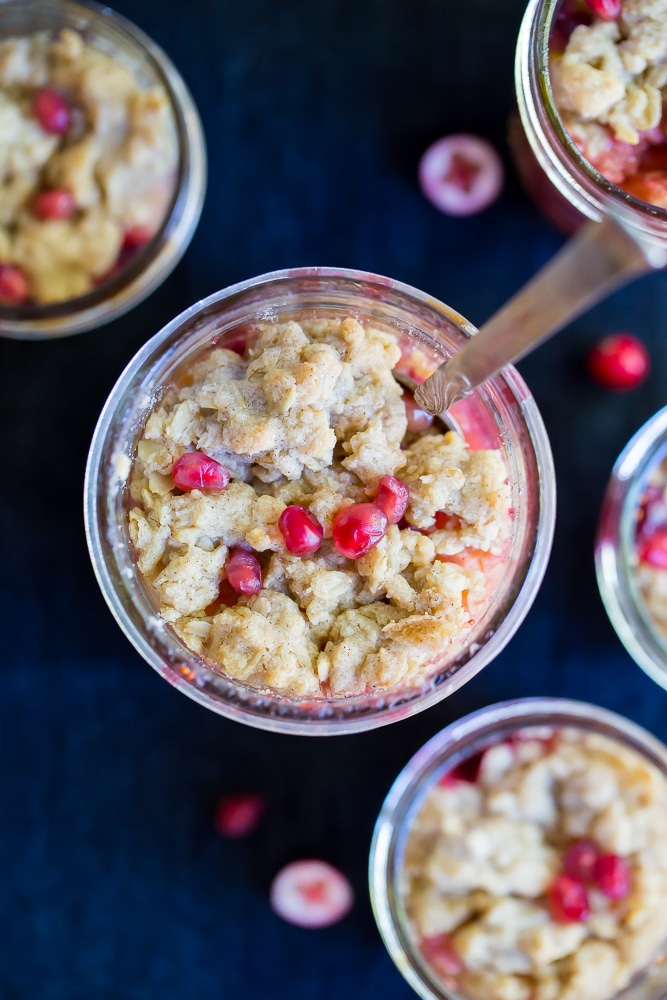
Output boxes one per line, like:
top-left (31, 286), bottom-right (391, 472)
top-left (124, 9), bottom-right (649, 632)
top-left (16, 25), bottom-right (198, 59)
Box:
top-left (2, 1), bottom-right (667, 997)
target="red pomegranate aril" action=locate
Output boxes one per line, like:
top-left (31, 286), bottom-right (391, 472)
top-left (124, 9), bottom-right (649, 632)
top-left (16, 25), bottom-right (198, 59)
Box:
top-left (548, 874), bottom-right (591, 923)
top-left (563, 840), bottom-right (602, 881)
top-left (332, 503), bottom-right (388, 559)
top-left (403, 390), bottom-right (435, 434)
top-left (172, 452), bottom-right (230, 491)
top-left (587, 333), bottom-right (650, 391)
top-left (279, 505), bottom-right (324, 555)
top-left (213, 793), bottom-right (266, 838)
top-left (0, 264), bottom-right (30, 305)
top-left (33, 88), bottom-right (71, 134)
top-left (639, 528), bottom-right (667, 569)
top-left (419, 134), bottom-right (504, 217)
top-left (593, 854), bottom-right (631, 900)
top-left (226, 547), bottom-right (262, 595)
top-left (122, 225), bottom-right (153, 251)
top-left (32, 188), bottom-right (76, 221)
top-left (583, 0), bottom-right (621, 19)
top-left (375, 475), bottom-right (409, 524)
top-left (420, 933), bottom-right (464, 978)
top-left (269, 860), bottom-right (354, 928)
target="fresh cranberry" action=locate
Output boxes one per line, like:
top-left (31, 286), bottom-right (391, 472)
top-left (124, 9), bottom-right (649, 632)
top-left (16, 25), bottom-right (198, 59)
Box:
top-left (122, 225), bottom-right (153, 251)
top-left (172, 452), bottom-right (230, 491)
top-left (33, 88), bottom-right (71, 134)
top-left (419, 134), bottom-right (504, 217)
top-left (438, 749), bottom-right (484, 786)
top-left (226, 547), bottom-right (263, 595)
top-left (593, 854), bottom-right (631, 900)
top-left (563, 840), bottom-right (602, 881)
top-left (375, 476), bottom-right (409, 524)
top-left (583, 0), bottom-right (621, 19)
top-left (420, 933), bottom-right (464, 978)
top-left (403, 390), bottom-right (435, 434)
top-left (586, 333), bottom-right (650, 391)
top-left (213, 793), bottom-right (266, 838)
top-left (639, 527), bottom-right (667, 568)
top-left (269, 860), bottom-right (354, 928)
top-left (0, 264), bottom-right (30, 305)
top-left (547, 874), bottom-right (591, 923)
top-left (32, 188), bottom-right (76, 220)
top-left (332, 503), bottom-right (388, 559)
top-left (279, 505), bottom-right (324, 555)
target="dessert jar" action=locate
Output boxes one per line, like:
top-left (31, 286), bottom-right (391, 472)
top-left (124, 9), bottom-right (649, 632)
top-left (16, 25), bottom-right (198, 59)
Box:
top-left (84, 267), bottom-right (555, 735)
top-left (514, 0), bottom-right (667, 253)
top-left (596, 406), bottom-right (667, 690)
top-left (370, 697), bottom-right (667, 1000)
top-left (0, 0), bottom-right (206, 339)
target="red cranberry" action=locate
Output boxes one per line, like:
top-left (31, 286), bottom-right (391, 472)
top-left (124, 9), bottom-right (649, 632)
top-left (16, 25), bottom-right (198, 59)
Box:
top-left (593, 854), bottom-right (631, 900)
top-left (33, 88), bottom-right (71, 134)
top-left (122, 225), bottom-right (153, 251)
top-left (587, 333), bottom-right (650, 391)
top-left (583, 0), bottom-right (621, 19)
top-left (563, 840), bottom-right (602, 881)
top-left (639, 528), bottom-right (667, 569)
top-left (213, 793), bottom-right (266, 838)
top-left (332, 503), bottom-right (388, 559)
top-left (403, 390), bottom-right (435, 434)
top-left (172, 452), bottom-right (230, 491)
top-left (375, 476), bottom-right (409, 524)
top-left (278, 505), bottom-right (324, 555)
top-left (420, 933), bottom-right (464, 978)
top-left (226, 547), bottom-right (262, 595)
top-left (419, 134), bottom-right (504, 217)
top-left (32, 188), bottom-right (76, 221)
top-left (547, 874), bottom-right (591, 923)
top-left (0, 264), bottom-right (30, 305)
top-left (269, 860), bottom-right (353, 928)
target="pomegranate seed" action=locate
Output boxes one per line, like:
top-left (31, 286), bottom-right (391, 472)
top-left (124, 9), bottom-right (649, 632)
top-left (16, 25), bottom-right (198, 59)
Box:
top-left (587, 333), bottom-right (650, 391)
top-left (213, 793), bottom-right (266, 838)
top-left (226, 547), bottom-right (263, 595)
top-left (639, 528), bottom-right (667, 568)
top-left (172, 452), bottom-right (230, 491)
top-left (375, 476), bottom-right (409, 524)
top-left (33, 88), bottom-right (71, 134)
top-left (332, 503), bottom-right (388, 559)
top-left (122, 225), bottom-right (153, 251)
top-left (32, 188), bottom-right (76, 221)
top-left (420, 933), bottom-right (464, 978)
top-left (563, 840), bottom-right (602, 881)
top-left (583, 0), bottom-right (621, 19)
top-left (419, 134), bottom-right (504, 217)
top-left (269, 860), bottom-right (354, 928)
top-left (438, 749), bottom-right (484, 787)
top-left (278, 505), bottom-right (324, 555)
top-left (593, 854), bottom-right (631, 900)
top-left (0, 264), bottom-right (30, 305)
top-left (403, 390), bottom-right (435, 434)
top-left (547, 874), bottom-right (591, 923)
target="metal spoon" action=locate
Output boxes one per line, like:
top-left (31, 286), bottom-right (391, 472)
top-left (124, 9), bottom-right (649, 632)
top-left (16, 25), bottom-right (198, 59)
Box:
top-left (413, 215), bottom-right (667, 415)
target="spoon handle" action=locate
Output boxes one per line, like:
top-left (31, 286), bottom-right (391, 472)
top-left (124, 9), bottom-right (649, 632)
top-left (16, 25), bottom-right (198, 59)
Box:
top-left (414, 216), bottom-right (661, 415)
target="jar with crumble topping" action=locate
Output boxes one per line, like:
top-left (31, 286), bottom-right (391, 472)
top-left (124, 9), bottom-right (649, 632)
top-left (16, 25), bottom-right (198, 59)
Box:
top-left (370, 697), bottom-right (667, 1000)
top-left (0, 0), bottom-right (206, 339)
top-left (84, 267), bottom-right (555, 735)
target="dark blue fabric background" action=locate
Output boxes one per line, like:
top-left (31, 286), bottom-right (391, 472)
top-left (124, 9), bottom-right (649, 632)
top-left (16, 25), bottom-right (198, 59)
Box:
top-left (2, 1), bottom-right (667, 996)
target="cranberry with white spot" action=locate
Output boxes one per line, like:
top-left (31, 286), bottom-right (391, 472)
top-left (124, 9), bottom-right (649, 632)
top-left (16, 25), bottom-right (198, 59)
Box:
top-left (547, 874), bottom-right (590, 923)
top-left (279, 505), bottom-right (324, 555)
top-left (375, 476), bottom-right (409, 524)
top-left (213, 793), bottom-right (266, 838)
top-left (269, 860), bottom-right (353, 928)
top-left (403, 391), bottom-right (434, 434)
top-left (593, 854), bottom-right (631, 900)
top-left (33, 88), bottom-right (71, 134)
top-left (583, 0), bottom-right (621, 19)
top-left (172, 452), bottom-right (230, 491)
top-left (587, 333), bottom-right (650, 391)
top-left (563, 840), bottom-right (601, 881)
top-left (418, 134), bottom-right (504, 217)
top-left (0, 265), bottom-right (30, 305)
top-left (32, 189), bottom-right (76, 221)
top-left (332, 503), bottom-right (388, 559)
top-left (226, 547), bottom-right (262, 595)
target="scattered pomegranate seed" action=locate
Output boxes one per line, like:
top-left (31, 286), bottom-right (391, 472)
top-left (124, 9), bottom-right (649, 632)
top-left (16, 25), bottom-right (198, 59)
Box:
top-left (226, 547), bottom-right (263, 595)
top-left (279, 505), bottom-right (324, 555)
top-left (563, 840), bottom-right (602, 881)
top-left (638, 527), bottom-right (667, 569)
top-left (269, 860), bottom-right (354, 928)
top-left (0, 264), bottom-right (30, 305)
top-left (32, 188), bottom-right (76, 221)
top-left (375, 476), bottom-right (409, 524)
top-left (122, 225), bottom-right (153, 251)
top-left (586, 333), bottom-right (650, 391)
top-left (213, 793), bottom-right (266, 838)
top-left (172, 452), bottom-right (230, 491)
top-left (33, 88), bottom-right (71, 134)
top-left (583, 0), bottom-right (621, 19)
top-left (332, 503), bottom-right (388, 559)
top-left (420, 933), bottom-right (464, 978)
top-left (438, 749), bottom-right (484, 787)
top-left (547, 874), bottom-right (591, 923)
top-left (419, 134), bottom-right (504, 217)
top-left (403, 390), bottom-right (435, 434)
top-left (593, 854), bottom-right (631, 900)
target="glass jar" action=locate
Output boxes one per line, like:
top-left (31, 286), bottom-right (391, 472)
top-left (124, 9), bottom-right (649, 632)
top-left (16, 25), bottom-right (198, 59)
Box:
top-left (0, 0), bottom-right (206, 339)
top-left (84, 267), bottom-right (555, 735)
top-left (596, 406), bottom-right (667, 690)
top-left (515, 0), bottom-right (667, 258)
top-left (370, 696), bottom-right (667, 1000)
